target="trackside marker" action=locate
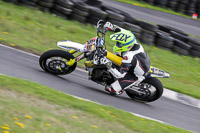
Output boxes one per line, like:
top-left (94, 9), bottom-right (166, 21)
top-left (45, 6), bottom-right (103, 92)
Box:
top-left (192, 13), bottom-right (198, 20)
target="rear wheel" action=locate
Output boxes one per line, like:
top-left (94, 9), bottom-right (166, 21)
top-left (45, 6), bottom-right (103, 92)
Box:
top-left (39, 49), bottom-right (77, 75)
top-left (125, 77), bottom-right (163, 102)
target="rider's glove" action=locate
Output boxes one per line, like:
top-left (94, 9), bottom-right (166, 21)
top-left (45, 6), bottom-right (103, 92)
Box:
top-left (98, 48), bottom-right (107, 58)
top-left (104, 22), bottom-right (115, 31)
top-left (105, 61), bottom-right (112, 70)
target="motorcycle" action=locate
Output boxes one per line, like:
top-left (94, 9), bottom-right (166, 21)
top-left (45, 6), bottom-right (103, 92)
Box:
top-left (39, 20), bottom-right (170, 102)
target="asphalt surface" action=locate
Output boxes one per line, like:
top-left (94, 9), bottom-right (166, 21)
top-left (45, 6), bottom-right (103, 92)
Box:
top-left (0, 44), bottom-right (200, 132)
top-left (102, 0), bottom-right (200, 37)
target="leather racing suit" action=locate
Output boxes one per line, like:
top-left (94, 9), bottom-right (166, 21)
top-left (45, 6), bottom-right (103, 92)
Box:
top-left (107, 26), bottom-right (151, 94)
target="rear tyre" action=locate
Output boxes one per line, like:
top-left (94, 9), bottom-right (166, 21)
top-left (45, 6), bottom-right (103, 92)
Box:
top-left (39, 50), bottom-right (77, 75)
top-left (125, 77), bottom-right (163, 102)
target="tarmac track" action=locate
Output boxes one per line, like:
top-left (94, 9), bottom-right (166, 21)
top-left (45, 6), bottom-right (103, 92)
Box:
top-left (0, 44), bottom-right (200, 132)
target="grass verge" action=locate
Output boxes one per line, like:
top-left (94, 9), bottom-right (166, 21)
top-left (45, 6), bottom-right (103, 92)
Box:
top-left (0, 1), bottom-right (200, 99)
top-left (114, 0), bottom-right (200, 21)
top-left (0, 75), bottom-right (191, 133)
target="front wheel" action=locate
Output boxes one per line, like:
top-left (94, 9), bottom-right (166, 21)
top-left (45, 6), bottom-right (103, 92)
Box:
top-left (39, 49), bottom-right (77, 75)
top-left (125, 77), bottom-right (163, 102)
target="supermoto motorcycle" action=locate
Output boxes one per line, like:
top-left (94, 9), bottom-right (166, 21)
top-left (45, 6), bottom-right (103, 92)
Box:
top-left (39, 20), bottom-right (170, 102)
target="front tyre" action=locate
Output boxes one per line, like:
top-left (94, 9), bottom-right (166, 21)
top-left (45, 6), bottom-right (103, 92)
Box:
top-left (39, 50), bottom-right (77, 75)
top-left (125, 77), bottom-right (163, 102)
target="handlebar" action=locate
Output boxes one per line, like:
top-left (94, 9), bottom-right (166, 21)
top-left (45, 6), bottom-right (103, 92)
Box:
top-left (95, 20), bottom-right (108, 64)
top-left (97, 20), bottom-right (108, 37)
top-left (96, 20), bottom-right (109, 49)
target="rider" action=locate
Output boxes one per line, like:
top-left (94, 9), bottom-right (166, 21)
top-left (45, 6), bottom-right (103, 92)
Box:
top-left (104, 22), bottom-right (151, 95)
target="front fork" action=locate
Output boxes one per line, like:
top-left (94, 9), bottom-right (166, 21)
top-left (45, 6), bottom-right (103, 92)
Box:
top-left (66, 49), bottom-right (85, 66)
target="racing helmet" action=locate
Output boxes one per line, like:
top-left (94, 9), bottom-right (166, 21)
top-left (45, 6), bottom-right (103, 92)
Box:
top-left (110, 30), bottom-right (135, 56)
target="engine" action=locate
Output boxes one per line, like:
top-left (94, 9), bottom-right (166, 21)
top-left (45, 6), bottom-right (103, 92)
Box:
top-left (91, 68), bottom-right (114, 85)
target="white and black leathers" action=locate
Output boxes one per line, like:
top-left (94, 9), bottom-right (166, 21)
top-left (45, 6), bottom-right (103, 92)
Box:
top-left (107, 26), bottom-right (151, 94)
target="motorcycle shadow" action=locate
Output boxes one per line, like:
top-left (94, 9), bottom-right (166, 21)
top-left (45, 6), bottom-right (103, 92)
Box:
top-left (89, 87), bottom-right (153, 107)
top-left (38, 70), bottom-right (152, 107)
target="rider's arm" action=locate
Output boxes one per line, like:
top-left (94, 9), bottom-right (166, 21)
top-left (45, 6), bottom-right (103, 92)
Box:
top-left (104, 22), bottom-right (126, 33)
top-left (108, 62), bottom-right (132, 79)
top-left (113, 25), bottom-right (126, 32)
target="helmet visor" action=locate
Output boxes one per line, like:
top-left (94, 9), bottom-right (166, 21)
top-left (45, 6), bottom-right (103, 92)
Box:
top-left (116, 41), bottom-right (123, 48)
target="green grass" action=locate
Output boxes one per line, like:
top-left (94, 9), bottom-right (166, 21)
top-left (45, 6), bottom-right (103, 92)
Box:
top-left (115, 0), bottom-right (200, 21)
top-left (0, 75), bottom-right (191, 133)
top-left (0, 1), bottom-right (200, 99)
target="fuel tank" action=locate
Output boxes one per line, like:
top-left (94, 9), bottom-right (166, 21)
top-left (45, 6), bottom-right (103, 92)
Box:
top-left (106, 51), bottom-right (123, 66)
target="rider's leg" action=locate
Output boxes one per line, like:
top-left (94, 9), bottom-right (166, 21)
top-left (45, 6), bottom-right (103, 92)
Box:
top-left (106, 59), bottom-right (147, 94)
top-left (106, 73), bottom-right (137, 95)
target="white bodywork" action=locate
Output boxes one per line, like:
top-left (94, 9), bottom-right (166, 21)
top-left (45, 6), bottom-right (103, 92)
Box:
top-left (57, 40), bottom-right (85, 52)
top-left (150, 66), bottom-right (170, 78)
top-left (57, 41), bottom-right (170, 79)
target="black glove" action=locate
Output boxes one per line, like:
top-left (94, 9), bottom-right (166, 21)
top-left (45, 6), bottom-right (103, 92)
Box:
top-left (97, 48), bottom-right (107, 58)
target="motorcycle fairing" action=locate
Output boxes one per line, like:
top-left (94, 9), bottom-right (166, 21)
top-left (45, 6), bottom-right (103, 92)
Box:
top-left (85, 37), bottom-right (97, 51)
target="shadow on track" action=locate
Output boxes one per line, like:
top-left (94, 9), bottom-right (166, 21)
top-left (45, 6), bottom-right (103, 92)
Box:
top-left (37, 69), bottom-right (154, 107)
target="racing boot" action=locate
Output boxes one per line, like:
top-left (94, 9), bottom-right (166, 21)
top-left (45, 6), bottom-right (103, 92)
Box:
top-left (105, 85), bottom-right (124, 95)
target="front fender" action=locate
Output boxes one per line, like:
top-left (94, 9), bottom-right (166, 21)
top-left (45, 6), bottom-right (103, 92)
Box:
top-left (57, 40), bottom-right (84, 52)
